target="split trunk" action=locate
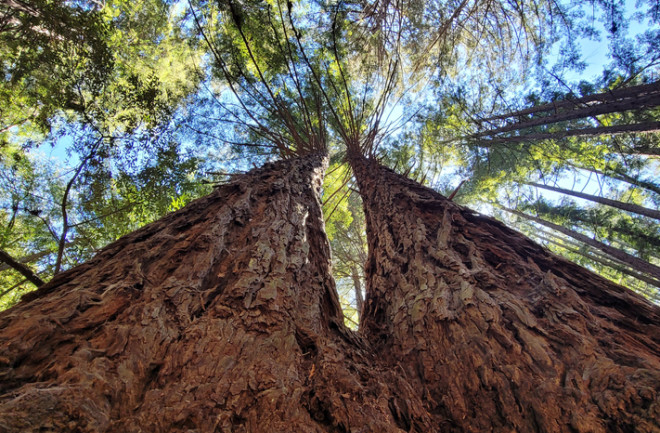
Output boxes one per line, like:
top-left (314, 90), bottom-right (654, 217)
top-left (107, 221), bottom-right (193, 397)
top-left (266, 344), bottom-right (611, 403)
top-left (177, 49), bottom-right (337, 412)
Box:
top-left (0, 155), bottom-right (428, 432)
top-left (1, 153), bottom-right (659, 432)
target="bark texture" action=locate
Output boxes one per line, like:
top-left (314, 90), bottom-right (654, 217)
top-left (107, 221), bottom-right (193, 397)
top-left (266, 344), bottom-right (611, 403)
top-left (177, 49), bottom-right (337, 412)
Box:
top-left (350, 153), bottom-right (660, 433)
top-left (0, 154), bottom-right (429, 433)
top-left (2, 152), bottom-right (660, 433)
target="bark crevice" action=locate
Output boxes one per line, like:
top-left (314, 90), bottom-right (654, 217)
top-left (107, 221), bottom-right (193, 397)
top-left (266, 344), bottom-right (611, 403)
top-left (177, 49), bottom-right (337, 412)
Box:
top-left (348, 152), bottom-right (660, 432)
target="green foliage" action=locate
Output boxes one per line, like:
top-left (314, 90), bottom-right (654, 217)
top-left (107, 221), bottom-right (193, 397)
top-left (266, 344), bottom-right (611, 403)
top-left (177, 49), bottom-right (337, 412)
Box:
top-left (323, 177), bottom-right (367, 328)
top-left (0, 142), bottom-right (66, 307)
top-left (418, 74), bottom-right (660, 299)
top-left (2, 0), bottom-right (659, 310)
top-left (520, 198), bottom-right (660, 262)
top-left (0, 0), bottom-right (111, 141)
top-left (322, 162), bottom-right (353, 241)
top-left (0, 124), bottom-right (211, 306)
top-left (75, 140), bottom-right (212, 246)
top-left (0, 0), bottom-right (202, 145)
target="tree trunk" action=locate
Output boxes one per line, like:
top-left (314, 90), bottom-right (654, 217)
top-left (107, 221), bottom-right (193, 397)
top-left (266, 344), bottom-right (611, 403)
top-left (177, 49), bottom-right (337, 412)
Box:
top-left (2, 153), bottom-right (660, 432)
top-left (480, 81), bottom-right (660, 122)
top-left (474, 81), bottom-right (660, 139)
top-left (0, 248), bottom-right (44, 287)
top-left (536, 233), bottom-right (660, 292)
top-left (531, 224), bottom-right (657, 269)
top-left (350, 265), bottom-right (364, 317)
top-left (585, 165), bottom-right (660, 196)
top-left (505, 206), bottom-right (660, 282)
top-left (0, 154), bottom-right (431, 432)
top-left (527, 182), bottom-right (660, 220)
top-left (0, 245), bottom-right (70, 273)
top-left (476, 101), bottom-right (660, 138)
top-left (348, 152), bottom-right (660, 432)
top-left (530, 201), bottom-right (660, 251)
top-left (476, 121), bottom-right (660, 146)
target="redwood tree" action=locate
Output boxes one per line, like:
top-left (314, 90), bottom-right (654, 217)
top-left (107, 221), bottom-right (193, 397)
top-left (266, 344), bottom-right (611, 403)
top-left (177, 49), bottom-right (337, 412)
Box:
top-left (348, 151), bottom-right (660, 432)
top-left (1, 151), bottom-right (659, 432)
top-left (0, 154), bottom-right (429, 432)
top-left (472, 81), bottom-right (660, 144)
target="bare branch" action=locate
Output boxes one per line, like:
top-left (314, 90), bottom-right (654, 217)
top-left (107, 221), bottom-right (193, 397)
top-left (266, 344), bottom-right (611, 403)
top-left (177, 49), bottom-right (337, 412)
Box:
top-left (0, 248), bottom-right (45, 287)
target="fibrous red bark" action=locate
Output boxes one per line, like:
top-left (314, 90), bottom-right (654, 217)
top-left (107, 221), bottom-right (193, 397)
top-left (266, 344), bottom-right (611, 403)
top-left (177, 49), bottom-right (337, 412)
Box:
top-left (2, 152), bottom-right (659, 433)
top-left (0, 154), bottom-right (429, 432)
top-left (349, 153), bottom-right (660, 432)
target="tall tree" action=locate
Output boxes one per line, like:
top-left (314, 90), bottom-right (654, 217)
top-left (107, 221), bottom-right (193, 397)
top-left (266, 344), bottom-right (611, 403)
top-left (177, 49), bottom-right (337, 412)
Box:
top-left (526, 181), bottom-right (660, 220)
top-left (503, 206), bottom-right (660, 282)
top-left (521, 198), bottom-right (660, 261)
top-left (472, 81), bottom-right (660, 141)
top-left (420, 77), bottom-right (660, 296)
top-left (348, 152), bottom-right (660, 431)
top-left (3, 153), bottom-right (658, 431)
top-left (0, 154), bottom-right (433, 431)
top-left (1, 0), bottom-right (659, 430)
top-left (534, 228), bottom-right (660, 294)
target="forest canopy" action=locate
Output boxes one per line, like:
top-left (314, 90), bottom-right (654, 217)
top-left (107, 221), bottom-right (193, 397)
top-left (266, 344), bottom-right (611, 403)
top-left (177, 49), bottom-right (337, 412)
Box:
top-left (1, 0), bottom-right (659, 313)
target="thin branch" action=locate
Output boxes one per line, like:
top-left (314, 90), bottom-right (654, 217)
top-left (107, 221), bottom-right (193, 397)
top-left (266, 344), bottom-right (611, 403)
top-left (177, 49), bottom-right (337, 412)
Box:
top-left (54, 137), bottom-right (103, 274)
top-left (0, 248), bottom-right (45, 287)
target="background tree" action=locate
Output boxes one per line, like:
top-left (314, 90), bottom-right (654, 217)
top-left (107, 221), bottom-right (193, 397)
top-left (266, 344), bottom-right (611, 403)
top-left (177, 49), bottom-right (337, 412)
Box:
top-left (0, 0), bottom-right (208, 306)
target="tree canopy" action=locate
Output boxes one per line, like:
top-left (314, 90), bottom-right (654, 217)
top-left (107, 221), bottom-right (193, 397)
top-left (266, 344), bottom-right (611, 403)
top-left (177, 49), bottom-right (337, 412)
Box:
top-left (1, 0), bottom-right (659, 311)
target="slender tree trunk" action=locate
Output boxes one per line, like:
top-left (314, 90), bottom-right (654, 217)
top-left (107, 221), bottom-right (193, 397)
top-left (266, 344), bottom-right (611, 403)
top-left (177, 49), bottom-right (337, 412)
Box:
top-left (537, 233), bottom-right (660, 291)
top-left (476, 121), bottom-right (660, 146)
top-left (504, 206), bottom-right (660, 282)
top-left (531, 225), bottom-right (653, 269)
top-left (480, 81), bottom-right (660, 122)
top-left (348, 152), bottom-right (660, 432)
top-left (527, 181), bottom-right (660, 220)
top-left (577, 165), bottom-right (660, 196)
top-left (525, 202), bottom-right (660, 254)
top-left (0, 277), bottom-right (33, 299)
top-left (561, 207), bottom-right (660, 251)
top-left (350, 265), bottom-right (364, 317)
top-left (606, 168), bottom-right (660, 196)
top-left (0, 248), bottom-right (53, 273)
top-left (0, 155), bottom-right (431, 432)
top-left (476, 101), bottom-right (660, 138)
top-left (474, 81), bottom-right (660, 139)
top-left (0, 241), bottom-right (77, 274)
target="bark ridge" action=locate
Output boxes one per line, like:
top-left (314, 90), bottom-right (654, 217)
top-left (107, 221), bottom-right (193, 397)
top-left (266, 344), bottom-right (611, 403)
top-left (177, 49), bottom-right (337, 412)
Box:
top-left (351, 154), bottom-right (660, 433)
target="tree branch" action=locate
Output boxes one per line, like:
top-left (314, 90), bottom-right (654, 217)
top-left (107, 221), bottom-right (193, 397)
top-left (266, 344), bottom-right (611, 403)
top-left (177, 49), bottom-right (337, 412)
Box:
top-left (0, 248), bottom-right (45, 287)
